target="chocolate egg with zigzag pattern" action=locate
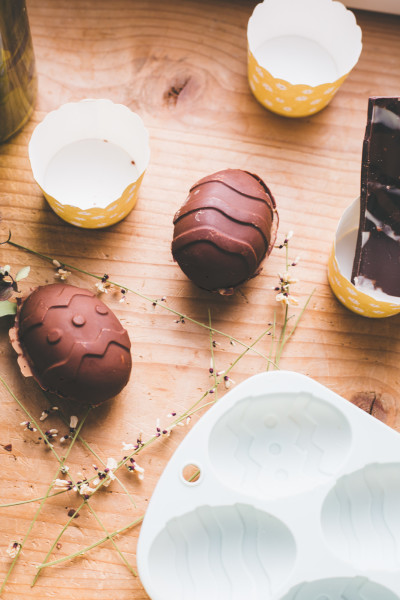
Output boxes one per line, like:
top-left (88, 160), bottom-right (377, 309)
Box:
top-left (171, 169), bottom-right (279, 293)
top-left (10, 283), bottom-right (132, 405)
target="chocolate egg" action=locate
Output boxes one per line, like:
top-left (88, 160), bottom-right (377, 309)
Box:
top-left (10, 283), bottom-right (132, 406)
top-left (171, 169), bottom-right (278, 292)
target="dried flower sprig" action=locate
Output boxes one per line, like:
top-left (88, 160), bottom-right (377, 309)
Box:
top-left (37, 515), bottom-right (144, 571)
top-left (0, 376), bottom-right (90, 595)
top-left (0, 263), bottom-right (30, 316)
top-left (0, 376), bottom-right (137, 592)
top-left (2, 235), bottom-right (274, 364)
top-left (3, 318), bottom-right (273, 582)
top-left (5, 542), bottom-right (21, 560)
top-left (269, 233), bottom-right (314, 370)
top-left (0, 230), bottom-right (313, 591)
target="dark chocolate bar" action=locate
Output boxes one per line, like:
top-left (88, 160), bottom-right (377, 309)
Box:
top-left (351, 97), bottom-right (400, 297)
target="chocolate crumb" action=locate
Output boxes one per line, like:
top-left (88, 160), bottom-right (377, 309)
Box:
top-left (4, 444), bottom-right (12, 452)
top-left (56, 543), bottom-right (62, 550)
top-left (67, 509), bottom-right (79, 518)
top-left (131, 160), bottom-right (136, 165)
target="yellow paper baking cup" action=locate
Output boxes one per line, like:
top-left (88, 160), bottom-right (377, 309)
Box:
top-left (29, 99), bottom-right (150, 228)
top-left (247, 0), bottom-right (362, 118)
top-left (328, 198), bottom-right (400, 318)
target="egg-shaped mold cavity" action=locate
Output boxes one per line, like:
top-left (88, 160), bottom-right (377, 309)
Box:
top-left (280, 576), bottom-right (399, 600)
top-left (147, 503), bottom-right (296, 600)
top-left (322, 462), bottom-right (400, 571)
top-left (208, 391), bottom-right (352, 499)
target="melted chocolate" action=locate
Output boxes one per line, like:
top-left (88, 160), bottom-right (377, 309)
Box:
top-left (14, 283), bottom-right (132, 405)
top-left (171, 169), bottom-right (278, 292)
top-left (351, 97), bottom-right (400, 297)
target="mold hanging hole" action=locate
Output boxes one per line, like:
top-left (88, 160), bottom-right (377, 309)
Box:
top-left (182, 463), bottom-right (201, 484)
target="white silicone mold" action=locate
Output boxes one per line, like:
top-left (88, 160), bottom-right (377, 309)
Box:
top-left (137, 371), bottom-right (400, 600)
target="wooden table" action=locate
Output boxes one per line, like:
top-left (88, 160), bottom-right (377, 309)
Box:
top-left (1, 1), bottom-right (400, 598)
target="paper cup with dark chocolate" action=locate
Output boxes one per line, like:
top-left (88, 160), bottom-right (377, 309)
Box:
top-left (29, 99), bottom-right (150, 228)
top-left (247, 0), bottom-right (362, 117)
top-left (328, 198), bottom-right (400, 318)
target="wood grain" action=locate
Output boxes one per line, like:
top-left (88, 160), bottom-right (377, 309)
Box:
top-left (1, 1), bottom-right (400, 598)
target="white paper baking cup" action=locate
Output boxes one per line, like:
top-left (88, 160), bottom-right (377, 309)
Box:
top-left (29, 99), bottom-right (150, 228)
top-left (327, 197), bottom-right (400, 318)
top-left (247, 0), bottom-right (362, 117)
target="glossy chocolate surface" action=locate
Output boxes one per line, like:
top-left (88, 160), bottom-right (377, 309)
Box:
top-left (16, 283), bottom-right (132, 405)
top-left (171, 169), bottom-right (278, 292)
top-left (352, 97), bottom-right (400, 297)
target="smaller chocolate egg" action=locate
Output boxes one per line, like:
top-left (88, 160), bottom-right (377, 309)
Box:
top-left (171, 169), bottom-right (279, 292)
top-left (10, 283), bottom-right (132, 406)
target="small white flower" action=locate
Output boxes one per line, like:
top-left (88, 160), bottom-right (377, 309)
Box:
top-left (127, 460), bottom-right (145, 480)
top-left (276, 292), bottom-right (299, 306)
top-left (54, 268), bottom-right (71, 281)
top-left (54, 478), bottom-right (72, 491)
top-left (106, 456), bottom-right (118, 470)
top-left (39, 410), bottom-right (49, 421)
top-left (285, 231), bottom-right (293, 241)
top-left (52, 259), bottom-right (62, 268)
top-left (122, 441), bottom-right (135, 451)
top-left (45, 428), bottom-right (58, 440)
top-left (79, 482), bottom-right (95, 497)
top-left (224, 376), bottom-right (235, 389)
top-left (134, 464), bottom-right (145, 480)
top-left (279, 272), bottom-right (298, 285)
top-left (95, 281), bottom-right (107, 294)
top-left (106, 457), bottom-right (118, 481)
top-left (6, 542), bottom-right (21, 559)
top-left (60, 465), bottom-right (69, 474)
top-left (69, 415), bottom-right (78, 429)
top-left (20, 421), bottom-right (37, 432)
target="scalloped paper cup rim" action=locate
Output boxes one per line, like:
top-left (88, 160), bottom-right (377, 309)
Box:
top-left (248, 0), bottom-right (362, 88)
top-left (28, 99), bottom-right (150, 226)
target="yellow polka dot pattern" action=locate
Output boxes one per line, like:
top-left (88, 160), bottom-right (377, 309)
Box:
top-left (327, 245), bottom-right (400, 318)
top-left (42, 172), bottom-right (145, 229)
top-left (248, 49), bottom-right (348, 118)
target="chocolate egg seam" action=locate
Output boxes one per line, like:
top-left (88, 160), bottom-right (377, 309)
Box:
top-left (173, 200), bottom-right (272, 247)
top-left (173, 229), bottom-right (260, 273)
top-left (190, 170), bottom-right (276, 204)
top-left (188, 177), bottom-right (276, 206)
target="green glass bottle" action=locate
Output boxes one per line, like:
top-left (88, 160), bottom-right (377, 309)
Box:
top-left (0, 0), bottom-right (37, 142)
